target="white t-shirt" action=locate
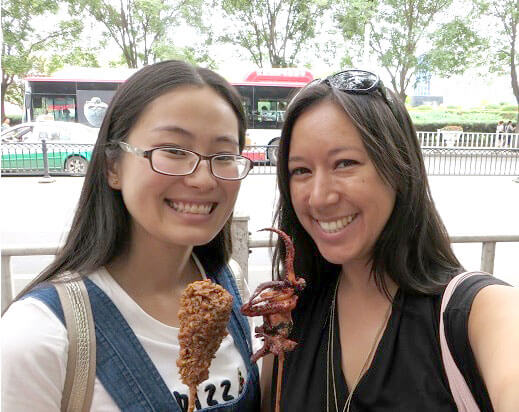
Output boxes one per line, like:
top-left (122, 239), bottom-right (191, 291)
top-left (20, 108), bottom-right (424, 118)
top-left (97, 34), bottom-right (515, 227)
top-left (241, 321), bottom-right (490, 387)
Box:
top-left (2, 259), bottom-right (257, 411)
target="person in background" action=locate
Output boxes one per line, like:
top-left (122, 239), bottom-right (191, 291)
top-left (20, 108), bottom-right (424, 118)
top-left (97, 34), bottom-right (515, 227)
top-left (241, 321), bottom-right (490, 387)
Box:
top-left (263, 69), bottom-right (519, 411)
top-left (1, 117), bottom-right (11, 130)
top-left (505, 121), bottom-right (515, 147)
top-left (496, 120), bottom-right (505, 146)
top-left (2, 60), bottom-right (260, 412)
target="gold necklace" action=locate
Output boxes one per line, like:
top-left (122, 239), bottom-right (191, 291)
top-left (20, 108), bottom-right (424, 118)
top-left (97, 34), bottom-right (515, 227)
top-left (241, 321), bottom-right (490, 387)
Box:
top-left (326, 278), bottom-right (392, 412)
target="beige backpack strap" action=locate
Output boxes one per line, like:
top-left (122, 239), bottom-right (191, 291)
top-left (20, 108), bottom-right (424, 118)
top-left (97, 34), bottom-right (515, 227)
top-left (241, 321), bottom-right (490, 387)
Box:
top-left (55, 279), bottom-right (96, 412)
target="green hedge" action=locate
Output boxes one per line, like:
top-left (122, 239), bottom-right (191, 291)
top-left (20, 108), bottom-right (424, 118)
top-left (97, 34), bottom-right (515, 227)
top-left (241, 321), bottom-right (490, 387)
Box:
top-left (408, 106), bottom-right (518, 132)
top-left (5, 115), bottom-right (22, 126)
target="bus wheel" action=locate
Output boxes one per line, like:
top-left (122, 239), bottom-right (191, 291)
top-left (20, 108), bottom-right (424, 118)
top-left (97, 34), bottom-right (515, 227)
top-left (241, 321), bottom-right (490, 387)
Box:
top-left (267, 137), bottom-right (280, 166)
top-left (65, 156), bottom-right (88, 176)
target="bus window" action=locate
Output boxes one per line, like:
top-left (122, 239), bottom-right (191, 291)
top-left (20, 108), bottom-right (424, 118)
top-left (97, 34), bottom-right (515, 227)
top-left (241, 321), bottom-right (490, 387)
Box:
top-left (235, 85), bottom-right (254, 127)
top-left (257, 101), bottom-right (277, 126)
top-left (33, 96), bottom-right (76, 122)
top-left (254, 85), bottom-right (297, 130)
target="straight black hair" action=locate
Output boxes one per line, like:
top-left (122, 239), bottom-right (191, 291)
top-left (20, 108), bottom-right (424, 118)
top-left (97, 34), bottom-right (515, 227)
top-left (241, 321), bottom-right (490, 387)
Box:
top-left (14, 60), bottom-right (247, 300)
top-left (273, 81), bottom-right (462, 296)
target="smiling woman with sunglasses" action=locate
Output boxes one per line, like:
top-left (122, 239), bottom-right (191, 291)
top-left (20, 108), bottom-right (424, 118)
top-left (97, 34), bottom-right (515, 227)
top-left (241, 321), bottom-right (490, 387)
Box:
top-left (1, 60), bottom-right (260, 412)
top-left (262, 69), bottom-right (519, 411)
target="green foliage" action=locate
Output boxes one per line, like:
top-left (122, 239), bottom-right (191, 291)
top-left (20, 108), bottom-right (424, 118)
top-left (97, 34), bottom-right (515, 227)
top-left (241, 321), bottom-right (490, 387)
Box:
top-left (409, 105), bottom-right (519, 132)
top-left (1, 0), bottom-right (85, 119)
top-left (419, 18), bottom-right (488, 77)
top-left (4, 82), bottom-right (24, 107)
top-left (5, 115), bottom-right (23, 126)
top-left (220, 0), bottom-right (332, 67)
top-left (66, 0), bottom-right (206, 68)
top-left (334, 0), bottom-right (486, 101)
top-left (47, 50), bottom-right (100, 73)
top-left (499, 105), bottom-right (518, 112)
top-left (473, 0), bottom-right (519, 73)
top-left (471, 0), bottom-right (519, 110)
top-left (152, 42), bottom-right (217, 69)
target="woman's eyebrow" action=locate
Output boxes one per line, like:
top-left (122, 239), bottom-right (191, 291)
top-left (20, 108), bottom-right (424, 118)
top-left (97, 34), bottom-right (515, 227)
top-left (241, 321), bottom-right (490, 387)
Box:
top-left (328, 146), bottom-right (363, 156)
top-left (289, 146), bottom-right (363, 162)
top-left (215, 136), bottom-right (239, 147)
top-left (288, 155), bottom-right (305, 163)
top-left (151, 125), bottom-right (193, 136)
top-left (151, 125), bottom-right (239, 146)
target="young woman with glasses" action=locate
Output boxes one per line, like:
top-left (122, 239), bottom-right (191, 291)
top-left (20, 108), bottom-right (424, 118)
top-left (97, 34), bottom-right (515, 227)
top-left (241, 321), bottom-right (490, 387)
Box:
top-left (263, 70), bottom-right (519, 411)
top-left (2, 60), bottom-right (260, 411)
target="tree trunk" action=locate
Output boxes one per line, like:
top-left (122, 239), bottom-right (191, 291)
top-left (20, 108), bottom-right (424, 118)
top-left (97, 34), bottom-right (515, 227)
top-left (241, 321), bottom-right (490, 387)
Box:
top-left (1, 76), bottom-right (11, 122)
top-left (510, 29), bottom-right (519, 124)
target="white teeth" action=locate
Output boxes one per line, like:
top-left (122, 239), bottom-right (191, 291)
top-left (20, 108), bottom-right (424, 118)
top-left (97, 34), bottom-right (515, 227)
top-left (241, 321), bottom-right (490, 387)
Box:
top-left (318, 214), bottom-right (356, 233)
top-left (170, 201), bottom-right (212, 215)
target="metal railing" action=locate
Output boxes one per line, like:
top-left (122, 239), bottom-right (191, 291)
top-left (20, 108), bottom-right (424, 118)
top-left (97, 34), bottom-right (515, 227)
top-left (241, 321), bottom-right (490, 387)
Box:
top-left (1, 140), bottom-right (94, 176)
top-left (422, 147), bottom-right (519, 176)
top-left (2, 135), bottom-right (519, 178)
top-left (418, 131), bottom-right (519, 148)
top-left (242, 146), bottom-right (519, 176)
top-left (246, 234), bottom-right (519, 277)
top-left (3, 215), bottom-right (518, 312)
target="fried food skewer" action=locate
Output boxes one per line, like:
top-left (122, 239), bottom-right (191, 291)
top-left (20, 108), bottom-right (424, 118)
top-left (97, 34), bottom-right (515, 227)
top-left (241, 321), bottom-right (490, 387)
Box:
top-left (177, 279), bottom-right (233, 412)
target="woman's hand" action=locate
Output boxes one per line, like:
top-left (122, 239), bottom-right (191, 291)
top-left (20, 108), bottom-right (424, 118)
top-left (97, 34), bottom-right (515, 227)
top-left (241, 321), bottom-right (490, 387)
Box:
top-left (469, 285), bottom-right (519, 412)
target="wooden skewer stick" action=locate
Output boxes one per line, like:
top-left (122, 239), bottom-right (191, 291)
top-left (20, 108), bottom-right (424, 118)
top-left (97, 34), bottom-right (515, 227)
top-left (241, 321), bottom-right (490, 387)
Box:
top-left (275, 352), bottom-right (285, 412)
top-left (188, 386), bottom-right (196, 412)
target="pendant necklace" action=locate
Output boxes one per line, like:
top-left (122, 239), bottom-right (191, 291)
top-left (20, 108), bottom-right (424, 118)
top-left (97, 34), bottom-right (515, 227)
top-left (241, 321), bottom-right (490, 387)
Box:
top-left (326, 277), bottom-right (392, 412)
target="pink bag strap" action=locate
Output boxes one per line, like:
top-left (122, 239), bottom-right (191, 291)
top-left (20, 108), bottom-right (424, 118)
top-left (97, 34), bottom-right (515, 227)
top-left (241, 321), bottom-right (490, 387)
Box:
top-left (439, 271), bottom-right (483, 412)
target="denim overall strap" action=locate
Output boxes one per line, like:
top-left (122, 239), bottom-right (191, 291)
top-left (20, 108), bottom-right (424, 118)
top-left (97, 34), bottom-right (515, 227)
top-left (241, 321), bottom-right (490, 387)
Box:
top-left (23, 272), bottom-right (260, 412)
top-left (82, 278), bottom-right (181, 412)
top-left (24, 280), bottom-right (181, 412)
top-left (197, 257), bottom-right (261, 411)
top-left (22, 283), bottom-right (65, 323)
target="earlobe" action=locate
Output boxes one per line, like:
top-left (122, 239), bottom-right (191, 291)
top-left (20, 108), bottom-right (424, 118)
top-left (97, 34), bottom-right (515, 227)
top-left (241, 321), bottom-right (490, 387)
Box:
top-left (107, 168), bottom-right (121, 190)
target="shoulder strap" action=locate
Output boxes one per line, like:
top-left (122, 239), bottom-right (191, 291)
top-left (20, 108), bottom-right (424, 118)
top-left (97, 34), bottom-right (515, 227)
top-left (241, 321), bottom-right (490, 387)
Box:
top-left (21, 280), bottom-right (96, 412)
top-left (439, 271), bottom-right (482, 412)
top-left (55, 280), bottom-right (96, 412)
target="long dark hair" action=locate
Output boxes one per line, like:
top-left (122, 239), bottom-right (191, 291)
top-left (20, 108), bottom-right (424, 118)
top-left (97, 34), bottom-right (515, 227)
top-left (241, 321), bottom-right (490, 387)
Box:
top-left (16, 60), bottom-right (247, 299)
top-left (273, 82), bottom-right (462, 296)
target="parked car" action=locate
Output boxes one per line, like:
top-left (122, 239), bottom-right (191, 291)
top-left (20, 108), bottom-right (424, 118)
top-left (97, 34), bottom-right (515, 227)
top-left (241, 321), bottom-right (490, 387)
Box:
top-left (1, 121), bottom-right (99, 175)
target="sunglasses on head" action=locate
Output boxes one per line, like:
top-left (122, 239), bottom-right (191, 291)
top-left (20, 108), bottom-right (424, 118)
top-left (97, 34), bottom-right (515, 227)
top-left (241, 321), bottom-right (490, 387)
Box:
top-left (309, 69), bottom-right (400, 123)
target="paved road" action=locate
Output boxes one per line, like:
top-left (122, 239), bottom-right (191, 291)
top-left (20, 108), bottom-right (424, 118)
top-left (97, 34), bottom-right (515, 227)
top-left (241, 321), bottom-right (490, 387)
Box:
top-left (2, 174), bottom-right (518, 294)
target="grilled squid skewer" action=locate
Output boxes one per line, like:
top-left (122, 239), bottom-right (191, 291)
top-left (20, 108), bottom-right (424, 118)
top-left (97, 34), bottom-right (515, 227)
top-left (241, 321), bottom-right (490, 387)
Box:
top-left (241, 228), bottom-right (306, 412)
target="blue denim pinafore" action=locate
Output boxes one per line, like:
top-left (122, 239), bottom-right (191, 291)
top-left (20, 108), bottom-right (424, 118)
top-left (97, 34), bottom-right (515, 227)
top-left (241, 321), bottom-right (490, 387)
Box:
top-left (24, 259), bottom-right (260, 412)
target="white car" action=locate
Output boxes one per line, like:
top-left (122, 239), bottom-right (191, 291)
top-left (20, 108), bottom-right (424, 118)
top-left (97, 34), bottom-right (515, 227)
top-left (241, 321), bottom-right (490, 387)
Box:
top-left (1, 121), bottom-right (99, 144)
top-left (1, 121), bottom-right (99, 175)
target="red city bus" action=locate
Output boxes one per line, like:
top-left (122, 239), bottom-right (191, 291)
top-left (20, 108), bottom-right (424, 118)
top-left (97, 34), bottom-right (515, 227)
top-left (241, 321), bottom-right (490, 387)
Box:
top-left (23, 67), bottom-right (314, 163)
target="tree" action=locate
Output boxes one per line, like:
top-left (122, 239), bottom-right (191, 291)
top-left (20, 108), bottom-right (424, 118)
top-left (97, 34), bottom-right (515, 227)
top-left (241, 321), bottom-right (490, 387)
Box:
top-left (67, 0), bottom-right (205, 68)
top-left (220, 0), bottom-right (331, 68)
top-left (476, 0), bottom-right (519, 123)
top-left (335, 0), bottom-right (485, 101)
top-left (419, 18), bottom-right (488, 78)
top-left (1, 0), bottom-right (84, 120)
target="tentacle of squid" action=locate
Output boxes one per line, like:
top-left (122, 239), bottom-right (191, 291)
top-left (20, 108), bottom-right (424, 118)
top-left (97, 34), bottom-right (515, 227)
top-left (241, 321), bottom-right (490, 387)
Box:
top-left (259, 228), bottom-right (296, 284)
top-left (241, 281), bottom-right (286, 309)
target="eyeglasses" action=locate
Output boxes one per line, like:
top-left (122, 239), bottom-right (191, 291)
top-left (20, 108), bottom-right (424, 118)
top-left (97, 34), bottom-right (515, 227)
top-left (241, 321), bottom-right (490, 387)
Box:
top-left (119, 142), bottom-right (254, 180)
top-left (311, 69), bottom-right (400, 122)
